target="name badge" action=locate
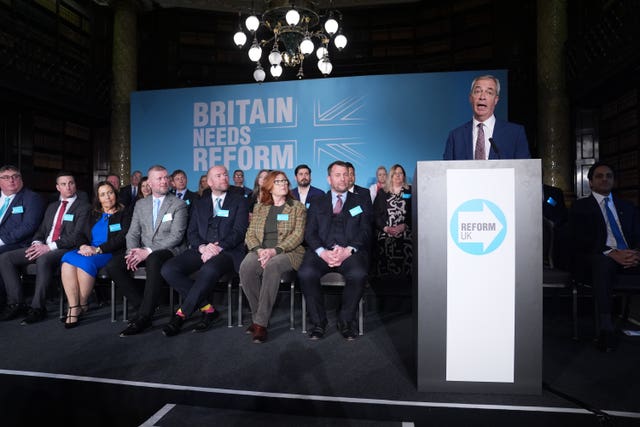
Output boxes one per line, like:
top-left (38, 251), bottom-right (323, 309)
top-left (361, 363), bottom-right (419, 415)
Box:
top-left (12, 206), bottom-right (24, 214)
top-left (402, 193), bottom-right (411, 199)
top-left (546, 196), bottom-right (557, 207)
top-left (185, 199), bottom-right (191, 205)
top-left (305, 203), bottom-right (310, 209)
top-left (217, 209), bottom-right (230, 217)
top-left (277, 213), bottom-right (289, 221)
top-left (63, 213), bottom-right (75, 221)
top-left (349, 206), bottom-right (363, 217)
top-left (109, 223), bottom-right (122, 232)
top-left (162, 213), bottom-right (173, 222)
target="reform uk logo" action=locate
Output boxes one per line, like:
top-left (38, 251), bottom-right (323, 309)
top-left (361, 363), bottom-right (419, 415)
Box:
top-left (450, 199), bottom-right (507, 255)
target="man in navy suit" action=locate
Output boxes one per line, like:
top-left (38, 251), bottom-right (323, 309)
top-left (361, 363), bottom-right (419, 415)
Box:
top-left (297, 160), bottom-right (372, 340)
top-left (443, 75), bottom-right (530, 160)
top-left (0, 165), bottom-right (46, 309)
top-left (160, 165), bottom-right (248, 336)
top-left (119, 170), bottom-right (142, 208)
top-left (291, 164), bottom-right (324, 207)
top-left (0, 171), bottom-right (90, 324)
top-left (569, 162), bottom-right (640, 352)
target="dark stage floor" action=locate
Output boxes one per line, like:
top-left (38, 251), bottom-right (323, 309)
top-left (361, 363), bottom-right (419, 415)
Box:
top-left (0, 288), bottom-right (639, 427)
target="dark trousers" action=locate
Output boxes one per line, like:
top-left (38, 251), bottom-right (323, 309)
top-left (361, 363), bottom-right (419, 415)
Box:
top-left (160, 248), bottom-right (234, 316)
top-left (297, 249), bottom-right (369, 325)
top-left (106, 249), bottom-right (174, 319)
top-left (587, 254), bottom-right (640, 316)
top-left (0, 247), bottom-right (65, 309)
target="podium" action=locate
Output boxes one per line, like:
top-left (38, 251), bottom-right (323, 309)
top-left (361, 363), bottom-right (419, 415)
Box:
top-left (413, 159), bottom-right (541, 394)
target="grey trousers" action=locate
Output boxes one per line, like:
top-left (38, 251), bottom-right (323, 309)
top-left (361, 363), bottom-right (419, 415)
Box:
top-left (239, 251), bottom-right (293, 327)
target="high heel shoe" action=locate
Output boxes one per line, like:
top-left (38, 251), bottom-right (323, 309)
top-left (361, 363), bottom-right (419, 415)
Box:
top-left (64, 305), bottom-right (82, 329)
top-left (60, 304), bottom-right (89, 323)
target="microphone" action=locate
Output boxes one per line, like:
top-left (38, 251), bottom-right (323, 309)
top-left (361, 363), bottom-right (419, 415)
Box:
top-left (489, 137), bottom-right (501, 159)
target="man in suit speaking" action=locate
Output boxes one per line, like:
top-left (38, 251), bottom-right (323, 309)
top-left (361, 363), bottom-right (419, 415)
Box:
top-left (443, 75), bottom-right (530, 160)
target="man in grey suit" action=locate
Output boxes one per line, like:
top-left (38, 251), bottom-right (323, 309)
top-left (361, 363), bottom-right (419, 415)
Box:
top-left (106, 165), bottom-right (188, 337)
top-left (0, 171), bottom-right (90, 324)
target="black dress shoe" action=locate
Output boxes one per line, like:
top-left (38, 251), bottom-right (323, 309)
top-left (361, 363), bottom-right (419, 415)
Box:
top-left (308, 322), bottom-right (327, 340)
top-left (337, 321), bottom-right (358, 341)
top-left (163, 315), bottom-right (185, 337)
top-left (192, 310), bottom-right (220, 333)
top-left (21, 308), bottom-right (47, 325)
top-left (119, 317), bottom-right (152, 337)
top-left (0, 303), bottom-right (27, 321)
top-left (596, 330), bottom-right (618, 353)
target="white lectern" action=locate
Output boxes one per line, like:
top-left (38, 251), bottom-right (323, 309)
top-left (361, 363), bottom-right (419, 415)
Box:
top-left (413, 159), bottom-right (541, 394)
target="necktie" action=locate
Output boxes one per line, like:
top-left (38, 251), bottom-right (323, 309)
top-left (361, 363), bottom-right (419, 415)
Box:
top-left (0, 196), bottom-right (12, 221)
top-left (333, 194), bottom-right (343, 214)
top-left (604, 197), bottom-right (628, 250)
top-left (153, 198), bottom-right (161, 226)
top-left (177, 192), bottom-right (183, 199)
top-left (214, 197), bottom-right (222, 216)
top-left (474, 123), bottom-right (486, 160)
top-left (51, 200), bottom-right (69, 241)
top-left (132, 186), bottom-right (137, 198)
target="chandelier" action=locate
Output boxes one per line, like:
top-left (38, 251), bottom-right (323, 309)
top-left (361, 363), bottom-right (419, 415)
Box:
top-left (233, 0), bottom-right (348, 82)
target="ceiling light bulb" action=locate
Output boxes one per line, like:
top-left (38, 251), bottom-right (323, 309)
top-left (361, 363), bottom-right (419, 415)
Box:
top-left (334, 34), bottom-right (347, 50)
top-left (316, 46), bottom-right (328, 60)
top-left (268, 49), bottom-right (282, 65)
top-left (233, 31), bottom-right (247, 48)
top-left (300, 37), bottom-right (314, 55)
top-left (245, 15), bottom-right (260, 33)
top-left (285, 9), bottom-right (300, 26)
top-left (248, 40), bottom-right (262, 62)
top-left (270, 64), bottom-right (283, 79)
top-left (324, 18), bottom-right (339, 36)
top-left (253, 64), bottom-right (266, 82)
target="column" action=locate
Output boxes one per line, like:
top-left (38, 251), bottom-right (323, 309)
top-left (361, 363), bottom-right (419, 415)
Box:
top-left (110, 0), bottom-right (137, 185)
top-left (537, 0), bottom-right (571, 192)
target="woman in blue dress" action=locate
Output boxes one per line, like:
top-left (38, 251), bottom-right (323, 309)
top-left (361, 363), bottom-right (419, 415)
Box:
top-left (60, 181), bottom-right (131, 328)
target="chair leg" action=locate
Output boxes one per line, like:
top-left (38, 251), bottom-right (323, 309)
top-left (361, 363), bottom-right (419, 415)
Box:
top-left (358, 297), bottom-right (364, 335)
top-left (59, 282), bottom-right (65, 320)
top-left (111, 280), bottom-right (116, 323)
top-left (301, 294), bottom-right (307, 334)
top-left (237, 283), bottom-right (244, 327)
top-left (227, 281), bottom-right (233, 328)
top-left (290, 283), bottom-right (295, 330)
top-left (572, 283), bottom-right (578, 340)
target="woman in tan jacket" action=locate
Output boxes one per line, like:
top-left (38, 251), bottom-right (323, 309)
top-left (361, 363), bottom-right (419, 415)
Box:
top-left (239, 170), bottom-right (306, 343)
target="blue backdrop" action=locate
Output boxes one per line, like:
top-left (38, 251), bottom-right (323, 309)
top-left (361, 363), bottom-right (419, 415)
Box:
top-left (131, 69), bottom-right (508, 191)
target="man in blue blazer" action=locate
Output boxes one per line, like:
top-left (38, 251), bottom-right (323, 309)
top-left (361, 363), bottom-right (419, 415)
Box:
top-left (569, 162), bottom-right (640, 352)
top-left (160, 165), bottom-right (249, 336)
top-left (291, 164), bottom-right (325, 207)
top-left (107, 165), bottom-right (189, 337)
top-left (443, 75), bottom-right (530, 160)
top-left (0, 165), bottom-right (46, 309)
top-left (297, 160), bottom-right (372, 340)
top-left (0, 171), bottom-right (90, 324)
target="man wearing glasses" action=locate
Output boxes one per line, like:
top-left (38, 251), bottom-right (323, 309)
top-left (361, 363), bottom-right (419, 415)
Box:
top-left (232, 169), bottom-right (252, 197)
top-left (0, 165), bottom-right (46, 311)
top-left (0, 171), bottom-right (91, 324)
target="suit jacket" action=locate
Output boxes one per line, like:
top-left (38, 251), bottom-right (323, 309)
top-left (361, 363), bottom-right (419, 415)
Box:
top-left (32, 198), bottom-right (92, 250)
top-left (245, 199), bottom-right (307, 270)
top-left (443, 118), bottom-right (530, 160)
top-left (304, 191), bottom-right (372, 254)
top-left (78, 208), bottom-right (133, 256)
top-left (0, 187), bottom-right (46, 251)
top-left (126, 193), bottom-right (188, 255)
top-left (188, 190), bottom-right (249, 271)
top-left (570, 194), bottom-right (640, 257)
top-left (119, 185), bottom-right (137, 207)
top-left (173, 188), bottom-right (199, 206)
top-left (292, 185), bottom-right (325, 206)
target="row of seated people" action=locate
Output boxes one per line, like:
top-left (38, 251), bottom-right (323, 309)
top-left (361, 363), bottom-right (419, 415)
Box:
top-left (2, 161), bottom-right (634, 351)
top-left (0, 161), bottom-right (413, 344)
